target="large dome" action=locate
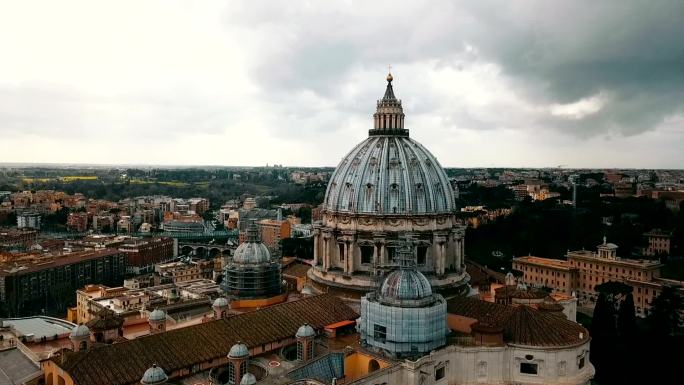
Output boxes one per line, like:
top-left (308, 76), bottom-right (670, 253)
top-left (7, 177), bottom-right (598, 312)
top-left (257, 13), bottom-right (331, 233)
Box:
top-left (324, 136), bottom-right (455, 215)
top-left (323, 74), bottom-right (454, 216)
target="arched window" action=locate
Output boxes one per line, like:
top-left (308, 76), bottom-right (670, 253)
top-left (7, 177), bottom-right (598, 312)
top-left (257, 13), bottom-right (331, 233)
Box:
top-left (368, 359), bottom-right (380, 373)
top-left (297, 341), bottom-right (304, 361)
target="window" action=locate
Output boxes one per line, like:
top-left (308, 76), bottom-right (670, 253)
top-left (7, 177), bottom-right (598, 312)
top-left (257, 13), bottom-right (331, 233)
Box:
top-left (387, 247), bottom-right (397, 262)
top-left (520, 362), bottom-right (538, 375)
top-left (373, 324), bottom-right (387, 343)
top-left (338, 243), bottom-right (345, 261)
top-left (435, 366), bottom-right (445, 381)
top-left (578, 356), bottom-right (585, 369)
top-left (417, 246), bottom-right (428, 265)
top-left (361, 246), bottom-right (373, 264)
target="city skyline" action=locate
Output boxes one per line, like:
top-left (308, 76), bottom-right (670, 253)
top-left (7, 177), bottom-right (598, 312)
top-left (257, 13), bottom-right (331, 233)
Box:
top-left (1, 1), bottom-right (684, 168)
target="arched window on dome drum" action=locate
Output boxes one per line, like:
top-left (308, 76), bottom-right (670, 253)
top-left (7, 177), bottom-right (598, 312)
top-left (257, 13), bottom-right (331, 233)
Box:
top-left (361, 246), bottom-right (373, 264)
top-left (417, 246), bottom-right (428, 266)
top-left (79, 341), bottom-right (87, 351)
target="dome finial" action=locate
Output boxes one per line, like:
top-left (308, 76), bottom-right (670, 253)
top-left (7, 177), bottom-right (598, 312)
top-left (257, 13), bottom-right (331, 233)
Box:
top-left (386, 64), bottom-right (393, 82)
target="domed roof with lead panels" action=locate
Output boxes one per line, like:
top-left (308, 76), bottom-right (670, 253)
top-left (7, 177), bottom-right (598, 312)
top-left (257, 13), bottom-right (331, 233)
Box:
top-left (241, 373), bottom-right (257, 385)
top-left (149, 309), bottom-right (166, 322)
top-left (324, 75), bottom-right (455, 216)
top-left (140, 364), bottom-right (168, 384)
top-left (228, 342), bottom-right (249, 358)
top-left (213, 297), bottom-right (229, 308)
top-left (296, 323), bottom-right (315, 338)
top-left (70, 324), bottom-right (90, 338)
top-left (380, 268), bottom-right (433, 302)
top-left (233, 222), bottom-right (271, 264)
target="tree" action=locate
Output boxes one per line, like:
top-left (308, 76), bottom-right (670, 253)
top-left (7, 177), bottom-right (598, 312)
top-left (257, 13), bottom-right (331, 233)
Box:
top-left (648, 286), bottom-right (682, 336)
top-left (591, 291), bottom-right (616, 339)
top-left (617, 292), bottom-right (637, 337)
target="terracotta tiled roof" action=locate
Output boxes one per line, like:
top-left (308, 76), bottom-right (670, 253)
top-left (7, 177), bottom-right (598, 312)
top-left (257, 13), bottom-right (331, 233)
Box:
top-left (54, 294), bottom-right (359, 385)
top-left (464, 260), bottom-right (506, 285)
top-left (283, 263), bottom-right (311, 278)
top-left (447, 297), bottom-right (588, 347)
top-left (504, 305), bottom-right (588, 347)
top-left (494, 285), bottom-right (548, 300)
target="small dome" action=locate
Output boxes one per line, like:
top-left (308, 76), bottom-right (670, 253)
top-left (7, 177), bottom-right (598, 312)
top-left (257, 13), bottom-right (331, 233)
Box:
top-left (296, 323), bottom-right (315, 338)
top-left (241, 373), bottom-right (257, 385)
top-left (233, 222), bottom-right (271, 264)
top-left (380, 268), bottom-right (432, 301)
top-left (228, 342), bottom-right (249, 358)
top-left (140, 364), bottom-right (168, 384)
top-left (149, 309), bottom-right (166, 322)
top-left (213, 297), bottom-right (229, 308)
top-left (233, 242), bottom-right (271, 264)
top-left (70, 324), bottom-right (90, 338)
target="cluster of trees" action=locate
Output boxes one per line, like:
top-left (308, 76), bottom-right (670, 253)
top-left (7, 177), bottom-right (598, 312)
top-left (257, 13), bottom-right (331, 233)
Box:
top-left (589, 281), bottom-right (683, 384)
top-left (465, 192), bottom-right (684, 276)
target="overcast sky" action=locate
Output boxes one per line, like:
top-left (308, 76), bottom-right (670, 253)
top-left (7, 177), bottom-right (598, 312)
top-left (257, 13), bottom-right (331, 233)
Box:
top-left (1, 1), bottom-right (683, 168)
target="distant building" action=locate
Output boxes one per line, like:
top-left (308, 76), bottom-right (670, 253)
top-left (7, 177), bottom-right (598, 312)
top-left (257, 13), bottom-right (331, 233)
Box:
top-left (514, 238), bottom-right (684, 317)
top-left (643, 229), bottom-right (672, 256)
top-left (0, 228), bottom-right (37, 249)
top-left (161, 220), bottom-right (205, 233)
top-left (16, 212), bottom-right (41, 230)
top-left (512, 256), bottom-right (578, 296)
top-left (67, 212), bottom-right (89, 232)
top-left (155, 261), bottom-right (204, 283)
top-left (242, 197), bottom-right (257, 210)
top-left (257, 218), bottom-right (291, 250)
top-left (0, 249), bottom-right (126, 316)
top-left (118, 237), bottom-right (175, 274)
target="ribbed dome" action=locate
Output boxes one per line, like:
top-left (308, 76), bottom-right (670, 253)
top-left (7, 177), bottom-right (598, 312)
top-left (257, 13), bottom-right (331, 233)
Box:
top-left (140, 364), bottom-right (168, 384)
top-left (70, 324), bottom-right (90, 338)
top-left (296, 323), bottom-right (315, 338)
top-left (380, 268), bottom-right (433, 301)
top-left (213, 297), bottom-right (229, 308)
top-left (149, 309), bottom-right (166, 322)
top-left (323, 76), bottom-right (454, 215)
top-left (241, 373), bottom-right (257, 385)
top-left (228, 342), bottom-right (249, 358)
top-left (233, 222), bottom-right (271, 264)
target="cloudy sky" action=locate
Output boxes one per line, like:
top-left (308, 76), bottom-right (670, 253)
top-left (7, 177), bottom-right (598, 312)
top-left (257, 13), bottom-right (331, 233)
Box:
top-left (1, 1), bottom-right (683, 168)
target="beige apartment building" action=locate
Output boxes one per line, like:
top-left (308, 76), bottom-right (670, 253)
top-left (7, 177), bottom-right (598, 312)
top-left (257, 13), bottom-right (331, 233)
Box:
top-left (512, 256), bottom-right (578, 295)
top-left (513, 238), bottom-right (683, 317)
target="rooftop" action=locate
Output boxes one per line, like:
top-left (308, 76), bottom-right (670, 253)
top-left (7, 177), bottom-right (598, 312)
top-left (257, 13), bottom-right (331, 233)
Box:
top-left (0, 348), bottom-right (42, 385)
top-left (1, 316), bottom-right (76, 340)
top-left (447, 297), bottom-right (589, 347)
top-left (52, 294), bottom-right (358, 385)
top-left (513, 256), bottom-right (573, 270)
top-left (0, 248), bottom-right (120, 276)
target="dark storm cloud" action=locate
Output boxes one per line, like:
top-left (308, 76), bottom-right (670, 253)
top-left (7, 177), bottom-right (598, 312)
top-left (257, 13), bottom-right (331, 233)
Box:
top-left (224, 0), bottom-right (684, 138)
